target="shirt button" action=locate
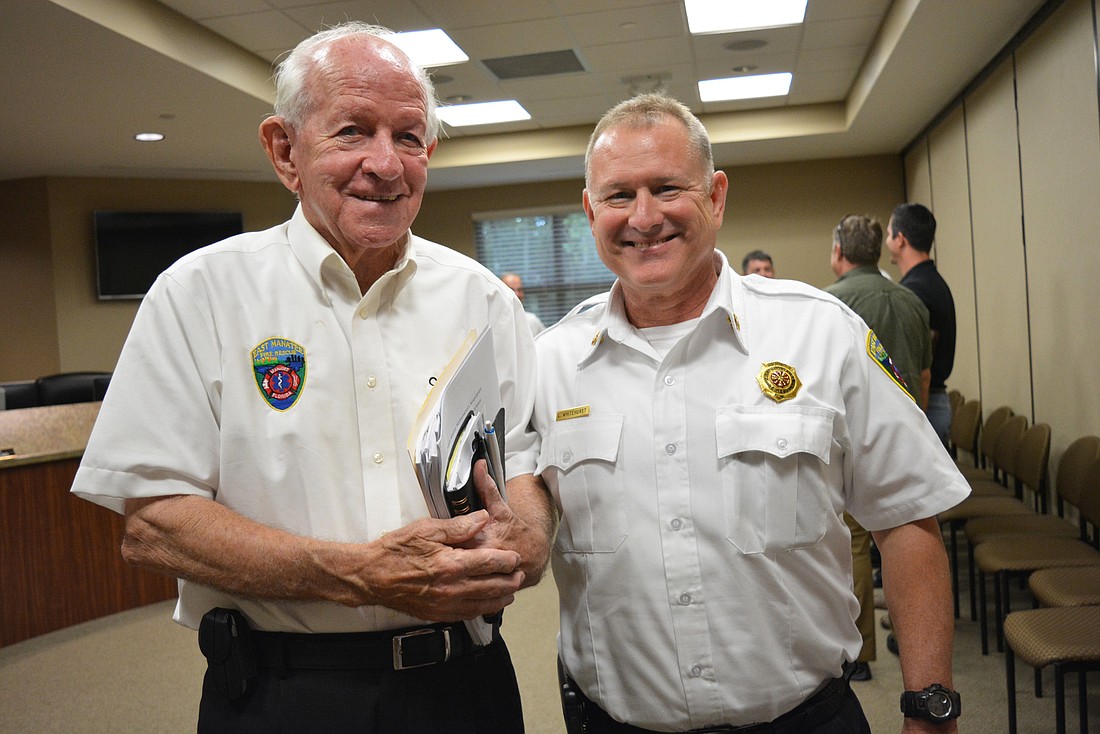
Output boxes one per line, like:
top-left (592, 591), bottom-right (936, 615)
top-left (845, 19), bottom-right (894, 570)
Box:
top-left (562, 451), bottom-right (573, 464)
top-left (690, 665), bottom-right (703, 678)
top-left (665, 443), bottom-right (677, 455)
top-left (777, 438), bottom-right (789, 451)
top-left (664, 375), bottom-right (675, 386)
top-left (366, 376), bottom-right (377, 388)
top-left (679, 593), bottom-right (692, 605)
top-left (372, 452), bottom-right (384, 464)
top-left (670, 518), bottom-right (683, 531)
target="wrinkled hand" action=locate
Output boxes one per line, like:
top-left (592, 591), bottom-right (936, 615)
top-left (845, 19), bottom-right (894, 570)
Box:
top-left (358, 509), bottom-right (524, 622)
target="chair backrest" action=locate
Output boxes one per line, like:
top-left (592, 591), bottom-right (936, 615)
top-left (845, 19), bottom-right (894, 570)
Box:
top-left (1012, 422), bottom-right (1051, 495)
top-left (949, 399), bottom-right (982, 463)
top-left (979, 406), bottom-right (1015, 468)
top-left (0, 380), bottom-right (38, 410)
top-left (948, 389), bottom-right (965, 416)
top-left (35, 372), bottom-right (113, 406)
top-left (1055, 435), bottom-right (1100, 509)
top-left (990, 414), bottom-right (1028, 478)
top-left (1076, 456), bottom-right (1100, 534)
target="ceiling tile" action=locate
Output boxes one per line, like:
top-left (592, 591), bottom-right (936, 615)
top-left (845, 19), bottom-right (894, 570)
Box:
top-left (802, 16), bottom-right (884, 50)
top-left (413, 0), bottom-right (558, 28)
top-left (279, 2), bottom-right (436, 33)
top-left (580, 36), bottom-right (693, 73)
top-left (157, 0), bottom-right (271, 19)
top-left (563, 4), bottom-right (686, 46)
top-left (200, 11), bottom-right (312, 52)
top-left (449, 18), bottom-right (575, 59)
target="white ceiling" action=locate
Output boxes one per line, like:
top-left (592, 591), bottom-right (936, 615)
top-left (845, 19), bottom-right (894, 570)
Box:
top-left (1, 0), bottom-right (1049, 191)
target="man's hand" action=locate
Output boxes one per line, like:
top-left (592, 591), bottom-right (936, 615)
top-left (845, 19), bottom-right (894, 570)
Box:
top-left (462, 460), bottom-right (556, 587)
top-left (359, 510), bottom-right (524, 621)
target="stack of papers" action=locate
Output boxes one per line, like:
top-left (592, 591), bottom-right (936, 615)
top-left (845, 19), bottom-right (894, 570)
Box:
top-left (407, 326), bottom-right (507, 645)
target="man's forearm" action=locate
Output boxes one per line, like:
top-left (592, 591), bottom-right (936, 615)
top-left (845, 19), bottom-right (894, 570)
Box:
top-left (123, 494), bottom-right (526, 621)
top-left (873, 517), bottom-right (955, 689)
top-left (502, 472), bottom-right (558, 586)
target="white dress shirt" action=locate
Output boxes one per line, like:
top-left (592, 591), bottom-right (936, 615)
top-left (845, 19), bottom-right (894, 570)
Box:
top-left (513, 251), bottom-right (969, 730)
top-left (72, 205), bottom-right (537, 633)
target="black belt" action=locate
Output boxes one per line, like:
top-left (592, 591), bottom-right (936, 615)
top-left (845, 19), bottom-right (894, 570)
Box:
top-left (576, 662), bottom-right (854, 734)
top-left (253, 622), bottom-right (481, 672)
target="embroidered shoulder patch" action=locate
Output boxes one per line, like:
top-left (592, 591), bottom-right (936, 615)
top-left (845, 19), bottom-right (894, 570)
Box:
top-left (866, 331), bottom-right (913, 401)
top-left (252, 337), bottom-right (307, 411)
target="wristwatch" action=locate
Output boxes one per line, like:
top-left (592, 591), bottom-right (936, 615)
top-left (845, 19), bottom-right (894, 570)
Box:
top-left (900, 684), bottom-right (961, 723)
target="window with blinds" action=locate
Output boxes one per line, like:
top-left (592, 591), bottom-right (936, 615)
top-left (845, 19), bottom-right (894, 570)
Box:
top-left (474, 207), bottom-right (615, 327)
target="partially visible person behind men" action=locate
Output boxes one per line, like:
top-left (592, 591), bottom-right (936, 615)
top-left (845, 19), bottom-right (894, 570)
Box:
top-left (502, 271), bottom-right (547, 336)
top-left (887, 203), bottom-right (957, 444)
top-left (741, 248), bottom-right (775, 277)
top-left (516, 93), bottom-right (968, 733)
top-left (825, 213), bottom-right (933, 684)
top-left (70, 22), bottom-right (556, 734)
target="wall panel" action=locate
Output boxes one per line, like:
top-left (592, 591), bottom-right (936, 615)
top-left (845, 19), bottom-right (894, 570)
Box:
top-left (928, 106), bottom-right (980, 402)
top-left (965, 59), bottom-right (1033, 417)
top-left (1015, 0), bottom-right (1100, 455)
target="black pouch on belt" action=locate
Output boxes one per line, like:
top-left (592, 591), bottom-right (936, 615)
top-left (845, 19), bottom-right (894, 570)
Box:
top-left (198, 608), bottom-right (258, 701)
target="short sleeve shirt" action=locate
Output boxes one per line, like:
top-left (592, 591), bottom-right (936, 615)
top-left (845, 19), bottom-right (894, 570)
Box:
top-left (71, 206), bottom-right (537, 633)
top-left (513, 251), bottom-right (969, 730)
top-left (825, 265), bottom-right (932, 402)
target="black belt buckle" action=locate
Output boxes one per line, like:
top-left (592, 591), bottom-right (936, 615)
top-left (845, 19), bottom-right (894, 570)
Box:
top-left (392, 627), bottom-right (451, 670)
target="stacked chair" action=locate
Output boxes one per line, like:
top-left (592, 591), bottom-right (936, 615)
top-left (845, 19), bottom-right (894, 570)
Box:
top-left (940, 412), bottom-right (1033, 618)
top-left (1002, 455), bottom-right (1100, 734)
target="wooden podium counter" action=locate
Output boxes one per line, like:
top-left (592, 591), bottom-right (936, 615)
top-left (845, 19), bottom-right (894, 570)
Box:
top-left (0, 403), bottom-right (177, 647)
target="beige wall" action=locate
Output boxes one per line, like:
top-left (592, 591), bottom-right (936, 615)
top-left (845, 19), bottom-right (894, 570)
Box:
top-left (1, 155), bottom-right (901, 383)
top-left (904, 0), bottom-right (1100, 464)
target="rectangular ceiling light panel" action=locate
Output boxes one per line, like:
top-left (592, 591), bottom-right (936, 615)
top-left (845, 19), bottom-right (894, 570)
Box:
top-left (388, 29), bottom-right (469, 68)
top-left (685, 0), bottom-right (808, 34)
top-left (438, 100), bottom-right (532, 127)
top-left (698, 72), bottom-right (793, 101)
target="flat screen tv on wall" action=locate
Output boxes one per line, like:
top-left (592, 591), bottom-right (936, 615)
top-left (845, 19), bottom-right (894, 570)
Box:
top-left (93, 211), bottom-right (244, 300)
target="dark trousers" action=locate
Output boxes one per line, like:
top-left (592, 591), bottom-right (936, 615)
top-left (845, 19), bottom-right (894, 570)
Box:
top-left (198, 633), bottom-right (524, 734)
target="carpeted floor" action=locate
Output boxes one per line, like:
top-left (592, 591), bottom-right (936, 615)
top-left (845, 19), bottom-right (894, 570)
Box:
top-left (1, 567), bottom-right (1096, 733)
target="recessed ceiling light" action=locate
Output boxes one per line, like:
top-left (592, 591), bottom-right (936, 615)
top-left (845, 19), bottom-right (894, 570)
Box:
top-left (134, 132), bottom-right (164, 142)
top-left (387, 29), bottom-right (468, 68)
top-left (698, 72), bottom-right (792, 102)
top-left (685, 0), bottom-right (807, 34)
top-left (438, 100), bottom-right (531, 127)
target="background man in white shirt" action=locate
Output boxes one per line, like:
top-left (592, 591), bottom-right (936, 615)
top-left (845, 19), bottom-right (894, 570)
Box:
top-left (514, 93), bottom-right (967, 734)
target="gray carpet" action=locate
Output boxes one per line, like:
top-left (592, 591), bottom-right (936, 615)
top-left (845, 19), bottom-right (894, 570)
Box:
top-left (1, 568), bottom-right (1096, 733)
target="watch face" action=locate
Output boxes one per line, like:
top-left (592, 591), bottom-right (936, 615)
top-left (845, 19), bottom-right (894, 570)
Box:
top-left (927, 692), bottom-right (953, 718)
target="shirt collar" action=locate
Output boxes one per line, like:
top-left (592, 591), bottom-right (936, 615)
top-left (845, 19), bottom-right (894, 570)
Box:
top-left (835, 264), bottom-right (883, 282)
top-left (287, 204), bottom-right (417, 304)
top-left (579, 249), bottom-right (748, 364)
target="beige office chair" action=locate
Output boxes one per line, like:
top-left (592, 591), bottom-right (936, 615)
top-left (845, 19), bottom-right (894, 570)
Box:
top-left (949, 399), bottom-right (982, 470)
top-left (974, 452), bottom-right (1100, 654)
top-left (960, 405), bottom-right (1014, 481)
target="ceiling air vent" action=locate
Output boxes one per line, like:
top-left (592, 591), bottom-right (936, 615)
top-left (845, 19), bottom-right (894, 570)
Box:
top-left (481, 49), bottom-right (585, 80)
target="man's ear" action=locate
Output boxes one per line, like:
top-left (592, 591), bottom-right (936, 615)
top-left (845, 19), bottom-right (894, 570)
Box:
top-left (259, 116), bottom-right (299, 193)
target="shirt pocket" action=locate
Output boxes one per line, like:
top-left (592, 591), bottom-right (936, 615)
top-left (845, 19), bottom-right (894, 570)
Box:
top-left (538, 415), bottom-right (627, 553)
top-left (715, 405), bottom-right (836, 554)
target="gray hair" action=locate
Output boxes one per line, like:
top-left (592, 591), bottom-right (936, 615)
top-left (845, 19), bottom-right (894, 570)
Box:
top-left (584, 93), bottom-right (714, 190)
top-left (834, 214), bottom-right (883, 266)
top-left (273, 21), bottom-right (440, 142)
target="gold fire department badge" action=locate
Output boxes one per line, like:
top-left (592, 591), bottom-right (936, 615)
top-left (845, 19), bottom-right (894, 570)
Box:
top-left (757, 361), bottom-right (802, 403)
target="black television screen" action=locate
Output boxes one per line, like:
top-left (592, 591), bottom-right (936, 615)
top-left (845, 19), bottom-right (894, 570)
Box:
top-left (93, 211), bottom-right (244, 299)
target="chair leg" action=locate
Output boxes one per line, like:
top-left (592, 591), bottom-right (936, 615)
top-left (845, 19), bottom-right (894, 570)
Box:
top-left (1079, 670), bottom-right (1088, 734)
top-left (1006, 645), bottom-right (1018, 734)
top-left (997, 571), bottom-right (1012, 653)
top-left (1056, 663), bottom-right (1066, 734)
top-left (979, 570), bottom-right (989, 655)
top-left (967, 537), bottom-right (978, 621)
top-left (1036, 666), bottom-right (1043, 698)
